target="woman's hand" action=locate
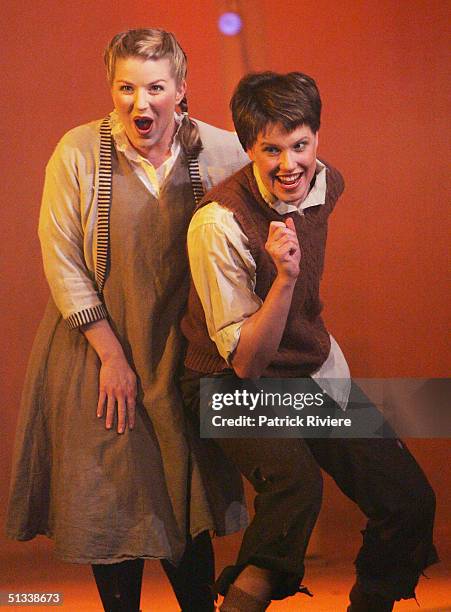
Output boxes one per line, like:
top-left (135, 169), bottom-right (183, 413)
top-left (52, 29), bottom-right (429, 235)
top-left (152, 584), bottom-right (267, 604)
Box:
top-left (265, 217), bottom-right (301, 281)
top-left (81, 319), bottom-right (137, 433)
top-left (97, 354), bottom-right (137, 433)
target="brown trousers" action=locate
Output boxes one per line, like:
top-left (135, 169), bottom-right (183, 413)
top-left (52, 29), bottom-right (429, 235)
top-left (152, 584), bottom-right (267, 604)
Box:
top-left (181, 370), bottom-right (438, 602)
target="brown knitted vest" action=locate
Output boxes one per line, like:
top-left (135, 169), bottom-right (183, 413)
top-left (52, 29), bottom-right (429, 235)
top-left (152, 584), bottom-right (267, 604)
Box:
top-left (181, 162), bottom-right (345, 377)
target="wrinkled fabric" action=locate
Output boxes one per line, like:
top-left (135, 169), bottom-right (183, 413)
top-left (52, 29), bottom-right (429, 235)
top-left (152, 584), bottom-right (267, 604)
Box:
top-left (182, 370), bottom-right (438, 601)
top-left (6, 148), bottom-right (247, 564)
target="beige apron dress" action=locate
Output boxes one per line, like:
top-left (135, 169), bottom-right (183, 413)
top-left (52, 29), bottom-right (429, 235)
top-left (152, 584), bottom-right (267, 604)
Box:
top-left (7, 126), bottom-right (247, 564)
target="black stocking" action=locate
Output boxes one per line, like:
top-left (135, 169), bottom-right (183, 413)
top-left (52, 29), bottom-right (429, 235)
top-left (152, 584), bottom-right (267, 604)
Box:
top-left (92, 558), bottom-right (144, 612)
top-left (161, 531), bottom-right (215, 611)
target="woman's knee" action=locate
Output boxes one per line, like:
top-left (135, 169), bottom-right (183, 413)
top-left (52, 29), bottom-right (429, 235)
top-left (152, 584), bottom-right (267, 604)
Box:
top-left (395, 479), bottom-right (436, 532)
top-left (251, 450), bottom-right (323, 510)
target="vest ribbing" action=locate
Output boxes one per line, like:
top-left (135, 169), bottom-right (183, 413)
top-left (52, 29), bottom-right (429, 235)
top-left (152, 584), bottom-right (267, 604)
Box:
top-left (182, 162), bottom-right (345, 377)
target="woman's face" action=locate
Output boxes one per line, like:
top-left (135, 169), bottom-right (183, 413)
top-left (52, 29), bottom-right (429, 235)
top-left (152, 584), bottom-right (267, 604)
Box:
top-left (111, 56), bottom-right (186, 160)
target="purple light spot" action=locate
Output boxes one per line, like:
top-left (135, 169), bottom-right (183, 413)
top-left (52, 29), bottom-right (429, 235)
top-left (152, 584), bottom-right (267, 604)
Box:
top-left (218, 12), bottom-right (243, 36)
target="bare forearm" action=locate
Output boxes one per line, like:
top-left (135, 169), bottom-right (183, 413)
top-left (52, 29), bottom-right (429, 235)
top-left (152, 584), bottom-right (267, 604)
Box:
top-left (232, 275), bottom-right (296, 379)
top-left (81, 319), bottom-right (125, 364)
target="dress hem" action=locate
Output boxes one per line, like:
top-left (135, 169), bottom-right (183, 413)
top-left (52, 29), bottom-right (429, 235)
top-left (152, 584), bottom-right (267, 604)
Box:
top-left (7, 518), bottom-right (248, 565)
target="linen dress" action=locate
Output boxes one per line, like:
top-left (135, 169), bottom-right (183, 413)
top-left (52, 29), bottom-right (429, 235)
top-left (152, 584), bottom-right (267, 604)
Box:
top-left (6, 122), bottom-right (247, 564)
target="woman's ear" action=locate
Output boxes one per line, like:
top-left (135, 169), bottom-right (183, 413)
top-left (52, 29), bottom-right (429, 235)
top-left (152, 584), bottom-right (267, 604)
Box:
top-left (176, 79), bottom-right (187, 106)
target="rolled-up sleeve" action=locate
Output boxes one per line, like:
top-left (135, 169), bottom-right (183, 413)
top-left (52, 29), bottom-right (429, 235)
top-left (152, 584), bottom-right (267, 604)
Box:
top-left (38, 137), bottom-right (107, 329)
top-left (187, 203), bottom-right (262, 363)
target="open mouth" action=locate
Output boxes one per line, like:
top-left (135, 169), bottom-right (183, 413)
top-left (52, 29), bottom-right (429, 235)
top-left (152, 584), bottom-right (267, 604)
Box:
top-left (134, 117), bottom-right (153, 135)
top-left (275, 172), bottom-right (304, 189)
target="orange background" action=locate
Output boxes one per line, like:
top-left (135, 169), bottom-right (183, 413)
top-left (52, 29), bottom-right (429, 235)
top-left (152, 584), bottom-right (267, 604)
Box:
top-left (1, 0), bottom-right (449, 577)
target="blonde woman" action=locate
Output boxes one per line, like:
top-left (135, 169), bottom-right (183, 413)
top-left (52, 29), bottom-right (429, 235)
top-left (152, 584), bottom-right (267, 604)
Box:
top-left (7, 29), bottom-right (248, 611)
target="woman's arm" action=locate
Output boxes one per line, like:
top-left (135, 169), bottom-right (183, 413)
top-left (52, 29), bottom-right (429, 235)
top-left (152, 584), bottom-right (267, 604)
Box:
top-left (231, 218), bottom-right (300, 379)
top-left (188, 208), bottom-right (301, 378)
top-left (38, 130), bottom-right (106, 325)
top-left (82, 320), bottom-right (136, 433)
top-left (39, 130), bottom-right (137, 432)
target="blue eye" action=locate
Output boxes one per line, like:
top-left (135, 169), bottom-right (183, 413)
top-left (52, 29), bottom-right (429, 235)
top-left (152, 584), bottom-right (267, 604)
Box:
top-left (149, 84), bottom-right (164, 93)
top-left (264, 146), bottom-right (280, 155)
top-left (119, 85), bottom-right (133, 93)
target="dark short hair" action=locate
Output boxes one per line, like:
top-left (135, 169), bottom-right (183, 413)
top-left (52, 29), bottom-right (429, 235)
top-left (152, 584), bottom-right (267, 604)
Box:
top-left (230, 71), bottom-right (322, 150)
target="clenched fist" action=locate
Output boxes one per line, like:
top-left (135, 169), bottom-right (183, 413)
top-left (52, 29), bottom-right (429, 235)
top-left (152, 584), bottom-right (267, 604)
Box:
top-left (265, 217), bottom-right (300, 280)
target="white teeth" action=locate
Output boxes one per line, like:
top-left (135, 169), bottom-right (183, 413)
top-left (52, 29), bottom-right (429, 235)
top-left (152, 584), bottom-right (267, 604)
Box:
top-left (277, 173), bottom-right (302, 185)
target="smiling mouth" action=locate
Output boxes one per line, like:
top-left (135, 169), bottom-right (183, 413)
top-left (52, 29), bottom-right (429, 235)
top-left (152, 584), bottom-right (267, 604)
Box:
top-left (134, 117), bottom-right (153, 134)
top-left (275, 172), bottom-right (304, 188)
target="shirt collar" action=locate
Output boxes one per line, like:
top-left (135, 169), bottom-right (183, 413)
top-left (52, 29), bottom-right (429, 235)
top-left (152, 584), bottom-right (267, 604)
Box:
top-left (252, 159), bottom-right (327, 215)
top-left (109, 109), bottom-right (183, 167)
